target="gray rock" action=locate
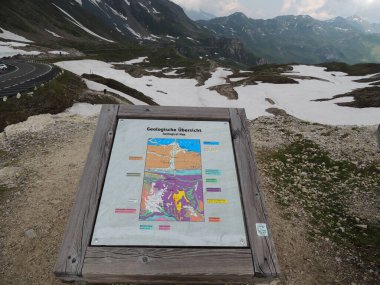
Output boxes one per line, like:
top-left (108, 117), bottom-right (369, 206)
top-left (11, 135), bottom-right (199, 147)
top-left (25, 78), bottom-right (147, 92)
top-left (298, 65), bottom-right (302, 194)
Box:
top-left (355, 224), bottom-right (368, 229)
top-left (25, 229), bottom-right (37, 239)
top-left (0, 167), bottom-right (23, 188)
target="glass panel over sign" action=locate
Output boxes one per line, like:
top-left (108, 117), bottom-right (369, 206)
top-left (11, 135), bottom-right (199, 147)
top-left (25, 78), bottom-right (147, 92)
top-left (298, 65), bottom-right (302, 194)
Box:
top-left (91, 119), bottom-right (247, 247)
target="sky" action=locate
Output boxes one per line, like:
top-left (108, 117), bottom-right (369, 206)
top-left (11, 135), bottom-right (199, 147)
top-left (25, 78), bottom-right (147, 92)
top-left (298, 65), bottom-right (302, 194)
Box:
top-left (171, 0), bottom-right (380, 23)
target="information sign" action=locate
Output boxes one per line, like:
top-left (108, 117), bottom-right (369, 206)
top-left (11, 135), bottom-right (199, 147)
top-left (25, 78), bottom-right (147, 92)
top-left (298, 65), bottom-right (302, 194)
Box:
top-left (54, 105), bottom-right (279, 284)
top-left (92, 119), bottom-right (247, 247)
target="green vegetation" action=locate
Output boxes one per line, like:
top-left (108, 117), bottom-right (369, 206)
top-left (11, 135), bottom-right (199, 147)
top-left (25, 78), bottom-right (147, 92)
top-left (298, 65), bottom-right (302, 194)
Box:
top-left (266, 138), bottom-right (380, 266)
top-left (0, 71), bottom-right (85, 132)
top-left (242, 74), bottom-right (298, 85)
top-left (82, 74), bottom-right (158, 105)
top-left (319, 62), bottom-right (380, 76)
top-left (86, 46), bottom-right (150, 63)
top-left (143, 47), bottom-right (202, 68)
top-left (80, 91), bottom-right (133, 105)
top-left (0, 185), bottom-right (10, 202)
top-left (226, 64), bottom-right (299, 88)
top-left (248, 64), bottom-right (294, 73)
top-left (314, 87), bottom-right (380, 108)
top-left (353, 74), bottom-right (380, 83)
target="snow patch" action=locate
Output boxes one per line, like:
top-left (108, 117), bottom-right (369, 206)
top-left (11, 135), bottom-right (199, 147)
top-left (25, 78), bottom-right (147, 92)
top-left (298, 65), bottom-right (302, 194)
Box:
top-left (126, 26), bottom-right (141, 38)
top-left (138, 2), bottom-right (150, 13)
top-left (0, 27), bottom-right (32, 43)
top-left (48, 50), bottom-right (69, 55)
top-left (53, 4), bottom-right (115, 43)
top-left (0, 41), bottom-right (29, 47)
top-left (166, 35), bottom-right (177, 40)
top-left (0, 46), bottom-right (40, 58)
top-left (55, 60), bottom-right (380, 126)
top-left (204, 68), bottom-right (232, 88)
top-left (45, 29), bottom-right (63, 38)
top-left (88, 0), bottom-right (101, 8)
top-left (106, 4), bottom-right (128, 21)
top-left (84, 79), bottom-right (147, 105)
top-left (113, 56), bottom-right (149, 65)
top-left (163, 70), bottom-right (180, 76)
top-left (65, 103), bottom-right (102, 117)
top-left (229, 77), bottom-right (248, 82)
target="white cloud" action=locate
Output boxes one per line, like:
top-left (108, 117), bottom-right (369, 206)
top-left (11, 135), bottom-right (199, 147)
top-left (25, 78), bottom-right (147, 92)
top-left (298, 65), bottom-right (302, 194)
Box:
top-left (171, 0), bottom-right (380, 22)
top-left (282, 0), bottom-right (295, 12)
top-left (171, 0), bottom-right (243, 15)
top-left (224, 0), bottom-right (241, 14)
top-left (353, 0), bottom-right (378, 5)
top-left (171, 0), bottom-right (201, 11)
top-left (281, 0), bottom-right (333, 19)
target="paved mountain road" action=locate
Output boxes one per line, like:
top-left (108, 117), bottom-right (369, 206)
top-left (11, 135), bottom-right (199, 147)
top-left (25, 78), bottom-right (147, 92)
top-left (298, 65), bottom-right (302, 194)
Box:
top-left (0, 60), bottom-right (61, 98)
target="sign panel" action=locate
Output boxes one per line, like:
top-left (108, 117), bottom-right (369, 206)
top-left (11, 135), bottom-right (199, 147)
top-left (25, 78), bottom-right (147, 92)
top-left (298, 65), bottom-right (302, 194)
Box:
top-left (92, 119), bottom-right (247, 247)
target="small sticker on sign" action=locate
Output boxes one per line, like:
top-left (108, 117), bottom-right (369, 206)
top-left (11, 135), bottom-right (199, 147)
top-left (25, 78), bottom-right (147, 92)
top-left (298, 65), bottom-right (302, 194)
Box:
top-left (256, 223), bottom-right (268, 237)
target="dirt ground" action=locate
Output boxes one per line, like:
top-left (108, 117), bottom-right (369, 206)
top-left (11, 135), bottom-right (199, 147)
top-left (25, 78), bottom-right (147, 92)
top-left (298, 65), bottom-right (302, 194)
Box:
top-left (0, 113), bottom-right (97, 284)
top-left (0, 111), bottom-right (378, 284)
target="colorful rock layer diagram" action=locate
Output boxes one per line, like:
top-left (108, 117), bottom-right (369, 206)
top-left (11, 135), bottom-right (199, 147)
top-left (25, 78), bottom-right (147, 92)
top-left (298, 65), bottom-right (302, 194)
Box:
top-left (139, 138), bottom-right (204, 222)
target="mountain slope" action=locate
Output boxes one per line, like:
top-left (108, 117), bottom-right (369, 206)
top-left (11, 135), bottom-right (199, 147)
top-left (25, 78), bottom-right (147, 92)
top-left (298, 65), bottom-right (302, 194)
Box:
top-left (0, 0), bottom-right (120, 46)
top-left (0, 0), bottom-right (207, 44)
top-left (199, 13), bottom-right (380, 64)
top-left (72, 0), bottom-right (209, 40)
top-left (344, 16), bottom-right (380, 34)
top-left (1, 0), bottom-right (379, 65)
top-left (0, 0), bottom-right (257, 65)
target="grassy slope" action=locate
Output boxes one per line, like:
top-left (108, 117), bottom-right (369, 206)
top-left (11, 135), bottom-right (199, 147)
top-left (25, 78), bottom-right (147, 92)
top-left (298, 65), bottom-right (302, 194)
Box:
top-left (0, 71), bottom-right (85, 132)
top-left (82, 74), bottom-right (158, 105)
top-left (316, 62), bottom-right (380, 108)
top-left (318, 62), bottom-right (380, 76)
top-left (266, 137), bottom-right (380, 267)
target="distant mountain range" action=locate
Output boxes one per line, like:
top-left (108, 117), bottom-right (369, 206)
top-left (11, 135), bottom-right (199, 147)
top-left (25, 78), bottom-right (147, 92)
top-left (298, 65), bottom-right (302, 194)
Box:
top-left (199, 13), bottom-right (380, 64)
top-left (344, 15), bottom-right (380, 34)
top-left (183, 9), bottom-right (216, 21)
top-left (0, 0), bottom-right (379, 65)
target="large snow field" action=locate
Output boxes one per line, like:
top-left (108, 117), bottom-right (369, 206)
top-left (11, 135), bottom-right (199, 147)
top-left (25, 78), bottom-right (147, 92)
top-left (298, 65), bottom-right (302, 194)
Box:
top-left (56, 60), bottom-right (380, 126)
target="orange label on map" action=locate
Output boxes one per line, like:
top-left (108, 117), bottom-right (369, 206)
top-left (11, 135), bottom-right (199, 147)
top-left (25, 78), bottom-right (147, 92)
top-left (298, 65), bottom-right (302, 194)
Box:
top-left (129, 156), bottom-right (143, 160)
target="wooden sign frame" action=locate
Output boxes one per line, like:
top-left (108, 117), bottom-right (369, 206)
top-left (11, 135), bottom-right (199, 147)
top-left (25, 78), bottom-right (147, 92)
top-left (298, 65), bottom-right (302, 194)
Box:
top-left (54, 105), bottom-right (280, 284)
